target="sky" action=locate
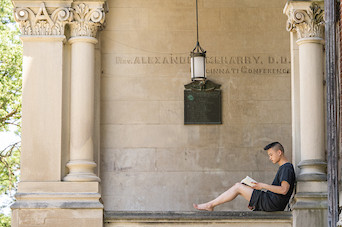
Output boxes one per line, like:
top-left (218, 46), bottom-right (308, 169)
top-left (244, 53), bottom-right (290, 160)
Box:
top-left (0, 130), bottom-right (20, 151)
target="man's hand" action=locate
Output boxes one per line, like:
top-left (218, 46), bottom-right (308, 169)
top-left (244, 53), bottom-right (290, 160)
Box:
top-left (251, 181), bottom-right (290, 195)
top-left (252, 182), bottom-right (265, 190)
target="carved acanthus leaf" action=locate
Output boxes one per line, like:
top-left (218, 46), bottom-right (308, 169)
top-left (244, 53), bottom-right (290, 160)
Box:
top-left (69, 3), bottom-right (105, 37)
top-left (14, 3), bottom-right (72, 36)
top-left (286, 3), bottom-right (324, 39)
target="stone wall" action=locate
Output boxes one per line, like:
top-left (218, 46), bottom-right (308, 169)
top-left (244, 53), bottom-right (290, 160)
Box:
top-left (100, 0), bottom-right (291, 212)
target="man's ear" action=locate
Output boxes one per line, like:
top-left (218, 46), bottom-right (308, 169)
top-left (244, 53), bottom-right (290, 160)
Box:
top-left (278, 150), bottom-right (282, 156)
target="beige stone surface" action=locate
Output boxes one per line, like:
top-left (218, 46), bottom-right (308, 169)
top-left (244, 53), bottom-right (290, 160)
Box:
top-left (298, 40), bottom-right (325, 161)
top-left (293, 208), bottom-right (327, 227)
top-left (228, 76), bottom-right (290, 101)
top-left (12, 209), bottom-right (102, 227)
top-left (101, 76), bottom-right (187, 101)
top-left (296, 181), bottom-right (327, 193)
top-left (21, 38), bottom-right (65, 182)
top-left (17, 182), bottom-right (100, 193)
top-left (12, 182), bottom-right (103, 226)
top-left (95, 42), bottom-right (102, 178)
top-left (101, 100), bottom-right (161, 124)
top-left (101, 171), bottom-right (269, 211)
top-left (100, 0), bottom-right (291, 212)
top-left (290, 32), bottom-right (301, 173)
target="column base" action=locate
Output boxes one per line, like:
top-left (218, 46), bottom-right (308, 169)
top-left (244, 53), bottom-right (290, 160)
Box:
top-left (293, 207), bottom-right (327, 227)
top-left (64, 173), bottom-right (101, 182)
top-left (297, 172), bottom-right (327, 181)
top-left (11, 182), bottom-right (103, 227)
top-left (292, 180), bottom-right (327, 227)
top-left (64, 160), bottom-right (100, 182)
top-left (292, 192), bottom-right (327, 227)
top-left (297, 159), bottom-right (327, 181)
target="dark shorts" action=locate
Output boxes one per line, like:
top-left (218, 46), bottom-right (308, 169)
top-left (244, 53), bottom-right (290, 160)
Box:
top-left (248, 189), bottom-right (287, 212)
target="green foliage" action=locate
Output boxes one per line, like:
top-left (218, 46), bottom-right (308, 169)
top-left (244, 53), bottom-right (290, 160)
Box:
top-left (0, 0), bottom-right (22, 189)
top-left (0, 0), bottom-right (22, 224)
top-left (0, 213), bottom-right (11, 227)
top-left (0, 0), bottom-right (22, 133)
top-left (0, 143), bottom-right (20, 196)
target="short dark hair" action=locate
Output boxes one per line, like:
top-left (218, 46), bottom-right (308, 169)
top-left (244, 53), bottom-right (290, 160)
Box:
top-left (264, 142), bottom-right (284, 153)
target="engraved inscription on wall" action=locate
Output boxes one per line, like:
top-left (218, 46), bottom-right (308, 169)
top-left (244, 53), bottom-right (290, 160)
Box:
top-left (114, 54), bottom-right (291, 75)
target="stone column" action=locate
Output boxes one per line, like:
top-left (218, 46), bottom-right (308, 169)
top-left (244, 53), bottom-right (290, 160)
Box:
top-left (14, 2), bottom-right (71, 181)
top-left (284, 2), bottom-right (327, 227)
top-left (63, 3), bottom-right (105, 182)
top-left (286, 1), bottom-right (326, 182)
top-left (11, 2), bottom-right (105, 227)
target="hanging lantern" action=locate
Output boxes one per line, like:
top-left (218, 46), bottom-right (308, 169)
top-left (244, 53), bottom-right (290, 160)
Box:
top-left (190, 0), bottom-right (206, 81)
top-left (191, 43), bottom-right (206, 80)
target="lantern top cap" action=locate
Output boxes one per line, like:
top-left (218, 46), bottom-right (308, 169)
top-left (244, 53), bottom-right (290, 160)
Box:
top-left (191, 52), bottom-right (206, 57)
top-left (191, 41), bottom-right (206, 55)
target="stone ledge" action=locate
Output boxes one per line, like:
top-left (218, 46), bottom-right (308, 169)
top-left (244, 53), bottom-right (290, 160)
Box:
top-left (11, 201), bottom-right (103, 209)
top-left (18, 181), bottom-right (100, 193)
top-left (11, 191), bottom-right (103, 209)
top-left (104, 211), bottom-right (292, 222)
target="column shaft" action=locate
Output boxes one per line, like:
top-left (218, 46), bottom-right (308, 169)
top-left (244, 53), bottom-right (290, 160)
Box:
top-left (297, 38), bottom-right (326, 180)
top-left (70, 39), bottom-right (95, 161)
top-left (64, 37), bottom-right (100, 182)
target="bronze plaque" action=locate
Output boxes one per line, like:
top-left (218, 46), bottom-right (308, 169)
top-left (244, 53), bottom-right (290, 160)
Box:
top-left (184, 90), bottom-right (222, 124)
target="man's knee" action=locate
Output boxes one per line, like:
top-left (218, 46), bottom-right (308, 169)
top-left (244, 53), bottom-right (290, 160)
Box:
top-left (234, 182), bottom-right (249, 192)
top-left (234, 182), bottom-right (243, 187)
top-left (233, 182), bottom-right (244, 190)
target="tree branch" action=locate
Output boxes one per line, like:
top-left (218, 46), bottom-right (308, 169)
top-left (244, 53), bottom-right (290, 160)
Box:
top-left (0, 141), bottom-right (20, 157)
top-left (0, 109), bottom-right (18, 123)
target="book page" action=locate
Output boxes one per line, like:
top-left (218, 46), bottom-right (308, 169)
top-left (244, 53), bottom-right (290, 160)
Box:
top-left (241, 176), bottom-right (257, 187)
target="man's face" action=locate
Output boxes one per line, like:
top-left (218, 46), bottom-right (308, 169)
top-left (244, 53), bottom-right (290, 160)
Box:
top-left (267, 148), bottom-right (281, 164)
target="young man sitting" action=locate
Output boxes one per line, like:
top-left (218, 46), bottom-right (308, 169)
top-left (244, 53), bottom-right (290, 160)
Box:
top-left (193, 142), bottom-right (296, 211)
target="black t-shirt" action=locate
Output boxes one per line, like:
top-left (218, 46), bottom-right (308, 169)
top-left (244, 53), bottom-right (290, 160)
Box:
top-left (249, 162), bottom-right (296, 211)
top-left (267, 162), bottom-right (296, 210)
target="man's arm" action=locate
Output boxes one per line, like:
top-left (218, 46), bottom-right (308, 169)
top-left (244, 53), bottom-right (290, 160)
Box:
top-left (252, 181), bottom-right (290, 195)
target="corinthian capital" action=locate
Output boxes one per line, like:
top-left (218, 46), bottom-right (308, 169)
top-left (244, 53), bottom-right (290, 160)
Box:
top-left (285, 2), bottom-right (324, 40)
top-left (69, 3), bottom-right (105, 38)
top-left (14, 3), bottom-right (72, 36)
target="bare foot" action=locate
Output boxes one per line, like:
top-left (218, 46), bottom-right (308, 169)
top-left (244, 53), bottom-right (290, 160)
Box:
top-left (193, 203), bottom-right (214, 211)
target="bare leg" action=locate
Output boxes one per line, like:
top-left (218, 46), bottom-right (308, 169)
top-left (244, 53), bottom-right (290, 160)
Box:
top-left (193, 183), bottom-right (254, 211)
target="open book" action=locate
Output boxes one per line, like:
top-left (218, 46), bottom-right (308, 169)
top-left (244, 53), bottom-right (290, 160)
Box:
top-left (240, 176), bottom-right (257, 187)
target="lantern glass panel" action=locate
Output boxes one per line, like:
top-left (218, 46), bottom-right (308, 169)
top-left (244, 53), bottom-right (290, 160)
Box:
top-left (191, 55), bottom-right (206, 80)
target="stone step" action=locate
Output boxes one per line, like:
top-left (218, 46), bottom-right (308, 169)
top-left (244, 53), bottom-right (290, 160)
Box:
top-left (104, 211), bottom-right (292, 227)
